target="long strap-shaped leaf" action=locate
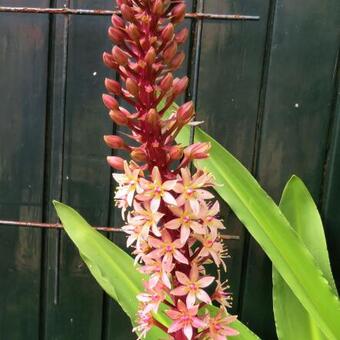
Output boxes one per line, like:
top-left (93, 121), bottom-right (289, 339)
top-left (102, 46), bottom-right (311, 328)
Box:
top-left (53, 201), bottom-right (259, 340)
top-left (273, 176), bottom-right (338, 340)
top-left (174, 126), bottom-right (340, 339)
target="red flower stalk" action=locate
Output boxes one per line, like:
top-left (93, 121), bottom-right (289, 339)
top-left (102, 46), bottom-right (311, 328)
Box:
top-left (103, 1), bottom-right (239, 339)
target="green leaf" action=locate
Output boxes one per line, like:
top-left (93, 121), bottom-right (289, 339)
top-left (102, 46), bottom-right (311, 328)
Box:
top-left (173, 125), bottom-right (340, 340)
top-left (53, 201), bottom-right (259, 340)
top-left (273, 175), bottom-right (338, 339)
top-left (53, 201), bottom-right (167, 339)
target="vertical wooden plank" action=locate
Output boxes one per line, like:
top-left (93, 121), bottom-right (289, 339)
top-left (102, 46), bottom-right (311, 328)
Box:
top-left (241, 0), bottom-right (339, 338)
top-left (196, 0), bottom-right (270, 317)
top-left (43, 1), bottom-right (114, 339)
top-left (0, 1), bottom-right (50, 338)
top-left (322, 59), bottom-right (340, 290)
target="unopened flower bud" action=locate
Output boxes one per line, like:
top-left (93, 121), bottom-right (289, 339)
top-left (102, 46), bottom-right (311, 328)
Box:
top-left (103, 52), bottom-right (117, 69)
top-left (160, 73), bottom-right (173, 92)
top-left (170, 51), bottom-right (185, 70)
top-left (121, 4), bottom-right (135, 22)
top-left (126, 78), bottom-right (139, 97)
top-left (184, 142), bottom-right (211, 160)
top-left (102, 94), bottom-right (119, 110)
top-left (152, 0), bottom-right (163, 15)
top-left (107, 156), bottom-right (125, 170)
top-left (111, 14), bottom-right (124, 28)
top-left (171, 3), bottom-right (186, 24)
top-left (127, 23), bottom-right (140, 41)
top-left (104, 135), bottom-right (129, 150)
top-left (163, 41), bottom-right (177, 63)
top-left (131, 148), bottom-right (147, 162)
top-left (173, 76), bottom-right (189, 95)
top-left (169, 145), bottom-right (183, 160)
top-left (145, 109), bottom-right (159, 129)
top-left (105, 78), bottom-right (122, 95)
top-left (161, 23), bottom-right (174, 42)
top-left (175, 27), bottom-right (189, 44)
top-left (111, 46), bottom-right (129, 66)
top-left (145, 47), bottom-right (156, 65)
top-left (109, 109), bottom-right (128, 125)
top-left (108, 27), bottom-right (125, 44)
top-left (177, 101), bottom-right (194, 125)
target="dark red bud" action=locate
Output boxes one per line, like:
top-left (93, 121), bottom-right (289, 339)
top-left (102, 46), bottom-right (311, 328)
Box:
top-left (108, 27), bottom-right (125, 44)
top-left (145, 108), bottom-right (159, 129)
top-left (161, 23), bottom-right (174, 42)
top-left (170, 51), bottom-right (185, 70)
top-left (104, 135), bottom-right (129, 150)
top-left (171, 3), bottom-right (186, 24)
top-left (131, 148), bottom-right (147, 162)
top-left (184, 142), bottom-right (211, 160)
top-left (109, 109), bottom-right (129, 125)
top-left (111, 14), bottom-right (124, 28)
top-left (103, 52), bottom-right (117, 69)
top-left (160, 73), bottom-right (173, 92)
top-left (163, 41), bottom-right (177, 63)
top-left (102, 94), bottom-right (119, 110)
top-left (152, 0), bottom-right (163, 15)
top-left (177, 101), bottom-right (194, 125)
top-left (169, 145), bottom-right (183, 160)
top-left (175, 27), bottom-right (189, 44)
top-left (126, 78), bottom-right (139, 97)
top-left (127, 23), bottom-right (140, 41)
top-left (121, 4), bottom-right (135, 22)
top-left (173, 76), bottom-right (189, 95)
top-left (111, 46), bottom-right (129, 66)
top-left (107, 156), bottom-right (125, 170)
top-left (105, 78), bottom-right (122, 95)
top-left (145, 47), bottom-right (156, 65)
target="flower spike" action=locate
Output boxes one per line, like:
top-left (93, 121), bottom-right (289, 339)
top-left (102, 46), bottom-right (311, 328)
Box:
top-left (103, 0), bottom-right (238, 338)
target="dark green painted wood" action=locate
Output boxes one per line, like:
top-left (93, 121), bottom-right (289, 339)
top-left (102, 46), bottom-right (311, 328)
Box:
top-left (43, 1), bottom-right (114, 338)
top-left (0, 1), bottom-right (49, 338)
top-left (240, 0), bottom-right (340, 338)
top-left (322, 60), bottom-right (340, 291)
top-left (196, 0), bottom-right (270, 317)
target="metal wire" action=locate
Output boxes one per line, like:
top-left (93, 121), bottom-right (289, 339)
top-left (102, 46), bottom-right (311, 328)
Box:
top-left (0, 6), bottom-right (260, 20)
top-left (0, 219), bottom-right (239, 239)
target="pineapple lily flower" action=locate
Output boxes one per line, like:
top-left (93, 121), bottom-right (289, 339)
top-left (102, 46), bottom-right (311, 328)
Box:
top-left (102, 0), bottom-right (238, 338)
top-left (171, 264), bottom-right (215, 306)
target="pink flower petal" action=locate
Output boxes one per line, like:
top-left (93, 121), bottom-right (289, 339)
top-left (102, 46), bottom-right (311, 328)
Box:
top-left (152, 166), bottom-right (162, 184)
top-left (186, 291), bottom-right (196, 307)
top-left (197, 276), bottom-right (215, 288)
top-left (192, 317), bottom-right (206, 329)
top-left (196, 289), bottom-right (211, 304)
top-left (171, 286), bottom-right (188, 296)
top-left (180, 225), bottom-right (190, 244)
top-left (189, 198), bottom-right (200, 215)
top-left (168, 320), bottom-right (183, 334)
top-left (162, 191), bottom-right (177, 206)
top-left (150, 196), bottom-right (161, 212)
top-left (196, 189), bottom-right (214, 200)
top-left (162, 179), bottom-right (177, 190)
top-left (175, 271), bottom-right (190, 285)
top-left (174, 250), bottom-right (189, 264)
top-left (166, 310), bottom-right (182, 320)
top-left (183, 325), bottom-right (193, 340)
top-left (165, 218), bottom-right (181, 230)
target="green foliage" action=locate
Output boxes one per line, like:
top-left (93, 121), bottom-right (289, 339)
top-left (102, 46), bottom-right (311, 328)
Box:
top-left (173, 126), bottom-right (340, 340)
top-left (53, 201), bottom-right (259, 340)
top-left (273, 176), bottom-right (338, 340)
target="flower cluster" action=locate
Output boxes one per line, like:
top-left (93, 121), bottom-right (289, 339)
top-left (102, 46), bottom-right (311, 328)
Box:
top-left (102, 0), bottom-right (239, 339)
